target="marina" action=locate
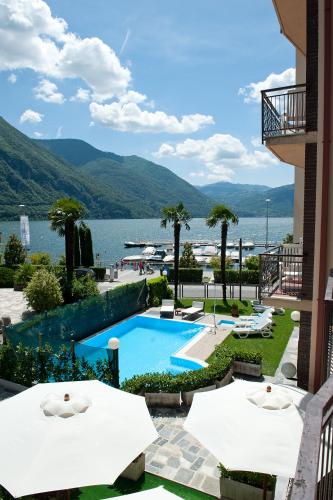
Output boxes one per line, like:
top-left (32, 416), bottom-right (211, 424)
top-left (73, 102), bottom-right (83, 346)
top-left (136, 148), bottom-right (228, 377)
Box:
top-left (124, 240), bottom-right (276, 249)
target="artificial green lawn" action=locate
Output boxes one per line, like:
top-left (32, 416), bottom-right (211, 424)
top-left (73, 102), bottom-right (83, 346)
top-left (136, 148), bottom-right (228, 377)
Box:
top-left (74, 473), bottom-right (214, 499)
top-left (178, 299), bottom-right (294, 377)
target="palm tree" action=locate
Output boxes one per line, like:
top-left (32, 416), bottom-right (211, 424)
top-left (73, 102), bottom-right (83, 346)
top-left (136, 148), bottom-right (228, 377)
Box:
top-left (161, 202), bottom-right (191, 302)
top-left (206, 204), bottom-right (238, 301)
top-left (48, 198), bottom-right (85, 299)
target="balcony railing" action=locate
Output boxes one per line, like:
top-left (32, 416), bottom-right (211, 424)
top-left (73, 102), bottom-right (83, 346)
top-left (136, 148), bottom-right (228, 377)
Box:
top-left (261, 84), bottom-right (306, 142)
top-left (288, 272), bottom-right (333, 500)
top-left (259, 244), bottom-right (303, 299)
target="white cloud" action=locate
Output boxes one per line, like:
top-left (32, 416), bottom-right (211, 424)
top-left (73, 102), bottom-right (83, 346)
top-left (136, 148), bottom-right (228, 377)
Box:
top-left (34, 78), bottom-right (65, 103)
top-left (0, 0), bottom-right (131, 101)
top-left (8, 73), bottom-right (17, 83)
top-left (19, 109), bottom-right (43, 123)
top-left (56, 125), bottom-right (63, 138)
top-left (251, 136), bottom-right (262, 148)
top-left (154, 133), bottom-right (279, 181)
top-left (70, 87), bottom-right (91, 102)
top-left (90, 101), bottom-right (214, 133)
top-left (239, 68), bottom-right (296, 103)
top-left (33, 131), bottom-right (44, 138)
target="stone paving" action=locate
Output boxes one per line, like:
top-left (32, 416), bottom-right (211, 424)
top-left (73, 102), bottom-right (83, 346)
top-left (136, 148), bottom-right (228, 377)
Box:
top-left (145, 408), bottom-right (220, 498)
top-left (0, 288), bottom-right (30, 325)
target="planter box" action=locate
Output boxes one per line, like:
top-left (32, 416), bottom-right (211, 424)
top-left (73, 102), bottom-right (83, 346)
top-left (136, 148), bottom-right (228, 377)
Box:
top-left (145, 392), bottom-right (181, 407)
top-left (181, 384), bottom-right (216, 406)
top-left (233, 361), bottom-right (262, 377)
top-left (220, 477), bottom-right (274, 500)
top-left (215, 368), bottom-right (233, 388)
top-left (121, 453), bottom-right (145, 481)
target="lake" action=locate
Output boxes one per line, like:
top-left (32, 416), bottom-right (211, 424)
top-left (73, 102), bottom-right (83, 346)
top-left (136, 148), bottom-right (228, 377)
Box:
top-left (0, 217), bottom-right (293, 264)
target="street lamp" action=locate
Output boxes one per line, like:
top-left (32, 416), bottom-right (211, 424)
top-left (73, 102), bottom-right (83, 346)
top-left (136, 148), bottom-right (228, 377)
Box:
top-left (265, 199), bottom-right (271, 249)
top-left (108, 337), bottom-right (120, 388)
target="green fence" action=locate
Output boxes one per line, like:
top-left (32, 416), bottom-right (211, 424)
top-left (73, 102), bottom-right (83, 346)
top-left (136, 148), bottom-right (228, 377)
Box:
top-left (6, 279), bottom-right (148, 349)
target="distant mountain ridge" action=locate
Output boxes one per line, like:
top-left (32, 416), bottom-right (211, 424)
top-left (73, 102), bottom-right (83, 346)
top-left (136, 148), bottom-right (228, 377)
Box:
top-left (197, 181), bottom-right (294, 217)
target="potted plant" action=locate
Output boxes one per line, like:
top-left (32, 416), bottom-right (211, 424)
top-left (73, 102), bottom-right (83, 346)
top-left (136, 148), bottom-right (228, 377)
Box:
top-left (232, 350), bottom-right (262, 377)
top-left (231, 303), bottom-right (239, 317)
top-left (180, 368), bottom-right (217, 406)
top-left (139, 373), bottom-right (181, 407)
top-left (219, 464), bottom-right (276, 500)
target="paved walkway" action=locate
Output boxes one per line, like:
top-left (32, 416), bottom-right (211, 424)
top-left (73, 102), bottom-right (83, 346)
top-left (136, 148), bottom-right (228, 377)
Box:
top-left (146, 409), bottom-right (220, 498)
top-left (0, 288), bottom-right (30, 325)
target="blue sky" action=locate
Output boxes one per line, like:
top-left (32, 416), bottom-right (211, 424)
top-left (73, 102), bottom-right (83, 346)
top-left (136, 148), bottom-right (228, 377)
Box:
top-left (1, 0), bottom-right (295, 186)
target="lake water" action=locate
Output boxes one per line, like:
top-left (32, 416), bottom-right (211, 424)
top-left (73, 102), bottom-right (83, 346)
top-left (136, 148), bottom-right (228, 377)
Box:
top-left (0, 217), bottom-right (293, 264)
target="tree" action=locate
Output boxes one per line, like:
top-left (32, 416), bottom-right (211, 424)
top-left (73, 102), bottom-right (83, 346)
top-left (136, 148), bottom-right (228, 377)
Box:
top-left (210, 255), bottom-right (233, 269)
top-left (179, 242), bottom-right (199, 268)
top-left (161, 202), bottom-right (191, 302)
top-left (79, 222), bottom-right (94, 267)
top-left (48, 198), bottom-right (85, 301)
top-left (30, 252), bottom-right (51, 266)
top-left (206, 205), bottom-right (238, 301)
top-left (24, 268), bottom-right (63, 312)
top-left (4, 234), bottom-right (26, 266)
top-left (283, 233), bottom-right (293, 244)
top-left (72, 275), bottom-right (99, 302)
top-left (244, 255), bottom-right (259, 270)
top-left (74, 225), bottom-right (81, 267)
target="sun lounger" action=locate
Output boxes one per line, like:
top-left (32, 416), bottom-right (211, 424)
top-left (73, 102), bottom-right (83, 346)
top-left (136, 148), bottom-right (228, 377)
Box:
top-left (182, 301), bottom-right (204, 320)
top-left (239, 308), bottom-right (274, 322)
top-left (233, 319), bottom-right (273, 339)
top-left (160, 299), bottom-right (174, 318)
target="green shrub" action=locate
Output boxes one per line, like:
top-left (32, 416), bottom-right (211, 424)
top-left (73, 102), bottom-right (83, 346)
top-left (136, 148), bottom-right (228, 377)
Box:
top-left (121, 343), bottom-right (262, 395)
top-left (4, 234), bottom-right (26, 267)
top-left (0, 267), bottom-right (15, 287)
top-left (209, 255), bottom-right (233, 269)
top-left (24, 268), bottom-right (63, 312)
top-left (72, 275), bottom-right (99, 302)
top-left (30, 252), bottom-right (51, 266)
top-left (244, 255), bottom-right (259, 270)
top-left (219, 464), bottom-right (276, 490)
top-left (147, 276), bottom-right (173, 306)
top-left (14, 263), bottom-right (36, 290)
top-left (213, 269), bottom-right (259, 284)
top-left (91, 267), bottom-right (106, 281)
top-left (179, 242), bottom-right (199, 268)
top-left (166, 268), bottom-right (203, 283)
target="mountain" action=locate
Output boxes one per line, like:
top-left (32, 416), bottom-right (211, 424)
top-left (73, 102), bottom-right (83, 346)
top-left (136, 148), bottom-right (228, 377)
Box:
top-left (0, 117), bottom-right (212, 220)
top-left (197, 181), bottom-right (294, 217)
top-left (35, 138), bottom-right (213, 218)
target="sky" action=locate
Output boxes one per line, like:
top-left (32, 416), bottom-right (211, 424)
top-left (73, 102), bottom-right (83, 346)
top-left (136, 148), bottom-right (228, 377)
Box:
top-left (0, 0), bottom-right (296, 187)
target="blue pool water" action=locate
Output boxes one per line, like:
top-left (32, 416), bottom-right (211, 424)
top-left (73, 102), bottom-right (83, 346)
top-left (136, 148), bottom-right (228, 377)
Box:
top-left (218, 319), bottom-right (236, 325)
top-left (76, 316), bottom-right (205, 382)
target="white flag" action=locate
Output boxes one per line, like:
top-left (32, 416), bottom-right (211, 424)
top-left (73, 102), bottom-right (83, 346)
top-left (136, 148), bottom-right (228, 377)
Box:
top-left (20, 215), bottom-right (30, 247)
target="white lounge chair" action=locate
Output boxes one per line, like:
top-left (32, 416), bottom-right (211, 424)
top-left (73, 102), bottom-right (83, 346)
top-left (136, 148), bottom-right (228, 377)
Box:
top-left (182, 301), bottom-right (204, 320)
top-left (160, 299), bottom-right (174, 318)
top-left (233, 319), bottom-right (273, 339)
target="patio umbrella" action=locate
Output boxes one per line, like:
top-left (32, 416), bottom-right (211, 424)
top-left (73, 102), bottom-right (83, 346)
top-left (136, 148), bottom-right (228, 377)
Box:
top-left (0, 380), bottom-right (158, 498)
top-left (106, 486), bottom-right (182, 498)
top-left (184, 380), bottom-right (307, 478)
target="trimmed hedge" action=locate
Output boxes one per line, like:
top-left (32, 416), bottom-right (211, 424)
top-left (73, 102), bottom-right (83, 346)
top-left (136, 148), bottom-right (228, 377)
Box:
top-left (147, 276), bottom-right (173, 306)
top-left (121, 345), bottom-right (262, 394)
top-left (165, 268), bottom-right (203, 283)
top-left (0, 266), bottom-right (15, 287)
top-left (219, 464), bottom-right (276, 490)
top-left (91, 267), bottom-right (106, 281)
top-left (213, 269), bottom-right (259, 284)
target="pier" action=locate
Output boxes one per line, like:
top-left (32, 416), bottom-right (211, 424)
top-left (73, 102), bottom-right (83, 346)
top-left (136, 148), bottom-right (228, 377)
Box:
top-left (124, 240), bottom-right (278, 249)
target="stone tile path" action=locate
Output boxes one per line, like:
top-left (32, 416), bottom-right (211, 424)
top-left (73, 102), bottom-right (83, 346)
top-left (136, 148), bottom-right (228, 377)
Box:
top-left (146, 409), bottom-right (220, 498)
top-left (0, 288), bottom-right (30, 325)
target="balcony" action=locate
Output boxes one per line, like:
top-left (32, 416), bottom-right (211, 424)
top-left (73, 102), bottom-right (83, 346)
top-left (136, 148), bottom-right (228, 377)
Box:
top-left (259, 244), bottom-right (303, 302)
top-left (261, 84), bottom-right (309, 168)
top-left (262, 84), bottom-right (306, 141)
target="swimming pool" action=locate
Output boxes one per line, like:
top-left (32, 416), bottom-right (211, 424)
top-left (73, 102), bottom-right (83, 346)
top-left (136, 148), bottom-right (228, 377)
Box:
top-left (76, 316), bottom-right (206, 382)
top-left (218, 319), bottom-right (236, 325)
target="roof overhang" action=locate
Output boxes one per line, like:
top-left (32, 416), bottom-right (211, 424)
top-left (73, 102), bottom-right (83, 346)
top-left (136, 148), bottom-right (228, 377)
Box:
top-left (273, 0), bottom-right (306, 55)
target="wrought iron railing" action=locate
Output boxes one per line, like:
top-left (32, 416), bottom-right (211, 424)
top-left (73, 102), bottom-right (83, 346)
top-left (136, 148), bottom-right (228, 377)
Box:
top-left (289, 375), bottom-right (333, 499)
top-left (261, 84), bottom-right (306, 142)
top-left (259, 244), bottom-right (303, 299)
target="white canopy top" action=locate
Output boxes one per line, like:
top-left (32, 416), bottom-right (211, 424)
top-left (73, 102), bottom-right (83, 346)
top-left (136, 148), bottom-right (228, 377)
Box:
top-left (107, 486), bottom-right (182, 499)
top-left (0, 380), bottom-right (158, 498)
top-left (184, 380), bottom-right (308, 478)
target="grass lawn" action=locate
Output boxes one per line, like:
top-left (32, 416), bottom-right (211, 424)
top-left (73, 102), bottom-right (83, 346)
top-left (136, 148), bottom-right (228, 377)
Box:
top-left (74, 473), bottom-right (215, 499)
top-left (178, 299), bottom-right (294, 377)
top-left (177, 298), bottom-right (253, 316)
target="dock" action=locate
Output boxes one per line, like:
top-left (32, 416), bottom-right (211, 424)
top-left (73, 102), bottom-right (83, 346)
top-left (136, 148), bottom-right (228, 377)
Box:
top-left (124, 240), bottom-right (278, 249)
